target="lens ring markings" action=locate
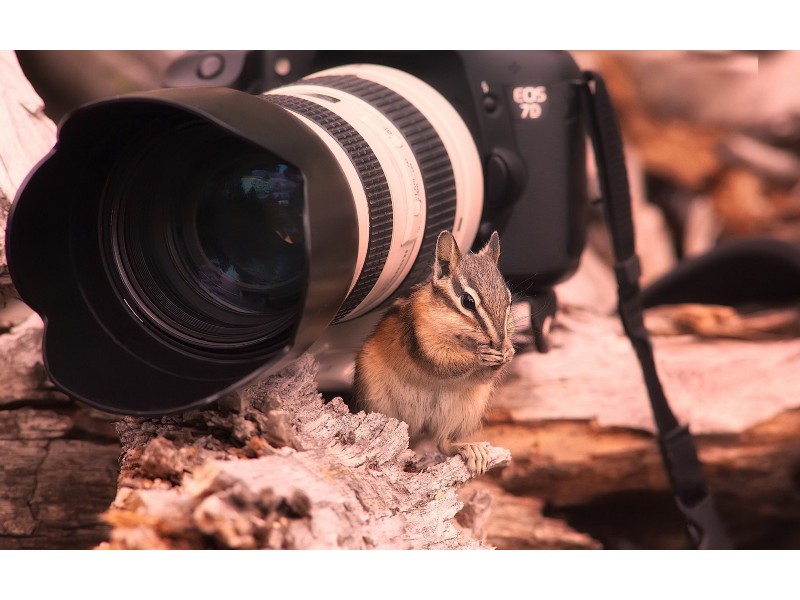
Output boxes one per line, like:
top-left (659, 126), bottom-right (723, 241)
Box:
top-left (263, 94), bottom-right (394, 322)
top-left (300, 74), bottom-right (458, 300)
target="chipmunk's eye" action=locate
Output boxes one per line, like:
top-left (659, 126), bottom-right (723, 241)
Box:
top-left (461, 292), bottom-right (477, 312)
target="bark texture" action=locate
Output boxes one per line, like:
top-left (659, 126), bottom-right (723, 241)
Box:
top-left (0, 315), bottom-right (120, 549)
top-left (103, 355), bottom-right (511, 549)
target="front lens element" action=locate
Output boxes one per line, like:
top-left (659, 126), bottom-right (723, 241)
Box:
top-left (107, 122), bottom-right (307, 351)
top-left (193, 160), bottom-right (305, 314)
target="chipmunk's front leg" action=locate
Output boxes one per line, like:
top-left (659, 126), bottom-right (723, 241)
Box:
top-left (439, 438), bottom-right (490, 476)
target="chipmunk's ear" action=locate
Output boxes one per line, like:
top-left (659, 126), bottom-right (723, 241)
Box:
top-left (478, 231), bottom-right (501, 264)
top-left (434, 230), bottom-right (461, 279)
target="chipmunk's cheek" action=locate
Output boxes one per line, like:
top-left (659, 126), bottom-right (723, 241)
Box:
top-left (454, 334), bottom-right (478, 351)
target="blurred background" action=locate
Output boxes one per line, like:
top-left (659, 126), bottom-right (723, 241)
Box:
top-left (7, 50), bottom-right (800, 549)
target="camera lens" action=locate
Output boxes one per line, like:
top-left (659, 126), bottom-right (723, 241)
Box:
top-left (268, 64), bottom-right (484, 321)
top-left (7, 64), bottom-right (484, 413)
top-left (106, 123), bottom-right (306, 350)
top-left (194, 160), bottom-right (304, 313)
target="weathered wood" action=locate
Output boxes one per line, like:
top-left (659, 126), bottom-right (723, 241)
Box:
top-left (103, 355), bottom-right (511, 549)
top-left (103, 290), bottom-right (800, 549)
top-left (457, 480), bottom-right (601, 550)
top-left (504, 302), bottom-right (800, 434)
top-left (481, 287), bottom-right (800, 548)
top-left (645, 303), bottom-right (800, 341)
top-left (481, 410), bottom-right (800, 549)
top-left (585, 51), bottom-right (800, 245)
top-left (0, 313), bottom-right (121, 549)
top-left (0, 314), bottom-right (58, 407)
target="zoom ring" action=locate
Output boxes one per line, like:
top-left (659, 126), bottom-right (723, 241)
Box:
top-left (299, 75), bottom-right (458, 298)
top-left (263, 94), bottom-right (393, 322)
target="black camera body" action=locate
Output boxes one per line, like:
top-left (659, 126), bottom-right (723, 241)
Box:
top-left (7, 50), bottom-right (588, 414)
top-left (166, 50), bottom-right (588, 293)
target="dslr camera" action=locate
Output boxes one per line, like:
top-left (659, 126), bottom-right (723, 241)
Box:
top-left (7, 50), bottom-right (588, 414)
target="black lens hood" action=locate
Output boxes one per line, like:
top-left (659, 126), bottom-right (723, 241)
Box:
top-left (6, 87), bottom-right (358, 415)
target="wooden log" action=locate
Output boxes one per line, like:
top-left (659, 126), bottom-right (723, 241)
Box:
top-left (457, 480), bottom-right (601, 550)
top-left (0, 315), bottom-right (120, 549)
top-left (103, 292), bottom-right (800, 549)
top-left (481, 291), bottom-right (800, 548)
top-left (503, 301), bottom-right (800, 434)
top-left (587, 51), bottom-right (800, 244)
top-left (102, 355), bottom-right (511, 549)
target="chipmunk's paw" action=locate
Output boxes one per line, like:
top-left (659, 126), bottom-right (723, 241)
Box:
top-left (454, 442), bottom-right (490, 476)
top-left (478, 345), bottom-right (513, 367)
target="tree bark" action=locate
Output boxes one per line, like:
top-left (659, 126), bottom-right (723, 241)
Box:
top-left (0, 314), bottom-right (120, 549)
top-left (103, 355), bottom-right (511, 549)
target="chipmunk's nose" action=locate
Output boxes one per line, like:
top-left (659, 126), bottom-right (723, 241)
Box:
top-left (489, 332), bottom-right (506, 350)
top-left (487, 313), bottom-right (508, 349)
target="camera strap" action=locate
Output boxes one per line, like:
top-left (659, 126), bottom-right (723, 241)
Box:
top-left (579, 71), bottom-right (732, 549)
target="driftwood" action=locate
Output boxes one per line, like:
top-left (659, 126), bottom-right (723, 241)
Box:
top-left (457, 480), bottom-right (601, 550)
top-left (0, 314), bottom-right (120, 549)
top-left (103, 355), bottom-right (511, 549)
top-left (480, 268), bottom-right (800, 549)
top-left (102, 262), bottom-right (800, 549)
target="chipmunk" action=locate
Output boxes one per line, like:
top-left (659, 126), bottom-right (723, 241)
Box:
top-left (353, 230), bottom-right (515, 475)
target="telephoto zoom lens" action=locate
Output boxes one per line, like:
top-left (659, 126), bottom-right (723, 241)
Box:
top-left (6, 65), bottom-right (483, 414)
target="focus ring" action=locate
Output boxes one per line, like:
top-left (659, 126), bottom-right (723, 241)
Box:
top-left (264, 94), bottom-right (393, 322)
top-left (301, 74), bottom-right (458, 296)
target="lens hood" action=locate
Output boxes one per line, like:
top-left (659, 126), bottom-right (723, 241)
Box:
top-left (6, 87), bottom-right (359, 414)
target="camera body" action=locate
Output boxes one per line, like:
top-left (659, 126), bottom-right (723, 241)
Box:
top-left (7, 50), bottom-right (589, 413)
top-left (166, 51), bottom-right (588, 294)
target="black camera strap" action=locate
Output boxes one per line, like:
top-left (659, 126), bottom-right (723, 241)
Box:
top-left (580, 71), bottom-right (732, 550)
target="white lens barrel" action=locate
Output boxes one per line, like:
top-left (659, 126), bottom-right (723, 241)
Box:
top-left (328, 65), bottom-right (483, 254)
top-left (266, 64), bottom-right (483, 321)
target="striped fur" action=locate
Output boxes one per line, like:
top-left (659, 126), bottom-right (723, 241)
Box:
top-left (353, 231), bottom-right (514, 466)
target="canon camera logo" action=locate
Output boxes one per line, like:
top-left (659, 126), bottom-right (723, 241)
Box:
top-left (512, 85), bottom-right (548, 119)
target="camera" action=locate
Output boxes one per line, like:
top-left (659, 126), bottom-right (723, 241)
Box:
top-left (6, 51), bottom-right (588, 414)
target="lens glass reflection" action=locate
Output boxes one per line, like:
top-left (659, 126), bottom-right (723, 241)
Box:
top-left (194, 161), bottom-right (304, 314)
top-left (109, 122), bottom-right (307, 350)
